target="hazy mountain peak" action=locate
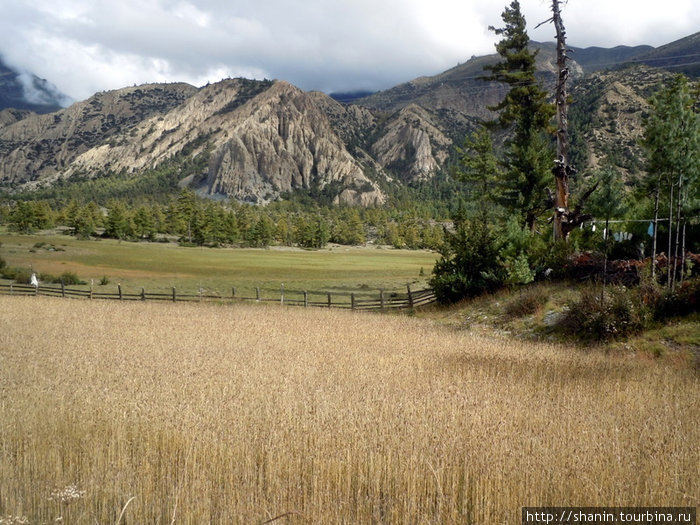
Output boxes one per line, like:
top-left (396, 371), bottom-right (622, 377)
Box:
top-left (0, 56), bottom-right (72, 113)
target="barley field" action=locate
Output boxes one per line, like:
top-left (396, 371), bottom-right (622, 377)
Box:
top-left (0, 296), bottom-right (697, 524)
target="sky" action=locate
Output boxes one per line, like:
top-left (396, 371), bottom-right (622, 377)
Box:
top-left (0, 0), bottom-right (698, 104)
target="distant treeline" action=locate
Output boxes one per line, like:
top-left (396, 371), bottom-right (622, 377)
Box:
top-left (0, 189), bottom-right (448, 250)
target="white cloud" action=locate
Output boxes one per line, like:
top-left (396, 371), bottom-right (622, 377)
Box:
top-left (0, 0), bottom-right (697, 102)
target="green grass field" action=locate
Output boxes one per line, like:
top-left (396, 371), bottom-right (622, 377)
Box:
top-left (0, 231), bottom-right (438, 298)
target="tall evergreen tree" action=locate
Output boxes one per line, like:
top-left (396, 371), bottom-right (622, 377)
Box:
top-left (453, 126), bottom-right (503, 223)
top-left (104, 201), bottom-right (133, 240)
top-left (483, 0), bottom-right (555, 230)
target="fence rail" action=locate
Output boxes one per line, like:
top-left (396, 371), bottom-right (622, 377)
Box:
top-left (0, 282), bottom-right (437, 311)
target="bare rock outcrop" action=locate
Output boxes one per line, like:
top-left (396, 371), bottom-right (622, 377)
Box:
top-left (67, 79), bottom-right (385, 205)
top-left (0, 82), bottom-right (198, 185)
top-left (371, 104), bottom-right (452, 181)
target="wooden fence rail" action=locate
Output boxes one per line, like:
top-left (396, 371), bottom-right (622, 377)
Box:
top-left (0, 282), bottom-right (437, 311)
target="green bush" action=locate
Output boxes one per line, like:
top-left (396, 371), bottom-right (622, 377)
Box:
top-left (3, 267), bottom-right (34, 284)
top-left (430, 219), bottom-right (505, 304)
top-left (39, 273), bottom-right (58, 283)
top-left (53, 271), bottom-right (86, 285)
top-left (559, 286), bottom-right (650, 341)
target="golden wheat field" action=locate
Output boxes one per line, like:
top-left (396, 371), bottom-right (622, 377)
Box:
top-left (0, 296), bottom-right (697, 524)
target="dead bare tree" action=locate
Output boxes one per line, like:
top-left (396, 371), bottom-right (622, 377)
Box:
top-left (543, 1), bottom-right (594, 240)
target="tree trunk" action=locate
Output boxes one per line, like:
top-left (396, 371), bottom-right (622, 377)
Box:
top-left (651, 182), bottom-right (660, 280)
top-left (551, 0), bottom-right (571, 241)
top-left (680, 219), bottom-right (687, 285)
top-left (667, 181), bottom-right (673, 288)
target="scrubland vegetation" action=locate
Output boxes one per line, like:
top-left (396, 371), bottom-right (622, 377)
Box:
top-left (1, 296), bottom-right (697, 524)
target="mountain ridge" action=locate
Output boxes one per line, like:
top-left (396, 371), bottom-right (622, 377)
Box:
top-left (0, 31), bottom-right (697, 206)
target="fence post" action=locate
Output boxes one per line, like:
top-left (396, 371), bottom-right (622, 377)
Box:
top-left (61, 280), bottom-right (65, 298)
top-left (256, 287), bottom-right (261, 302)
top-left (232, 287), bottom-right (236, 299)
top-left (380, 289), bottom-right (385, 311)
top-left (280, 284), bottom-right (284, 306)
top-left (327, 292), bottom-right (332, 308)
top-left (304, 291), bottom-right (308, 307)
top-left (90, 280), bottom-right (93, 300)
top-left (141, 288), bottom-right (146, 301)
top-left (10, 283), bottom-right (13, 295)
top-left (407, 284), bottom-right (414, 309)
top-left (199, 287), bottom-right (203, 302)
top-left (172, 287), bottom-right (177, 302)
top-left (118, 284), bottom-right (123, 301)
top-left (351, 293), bottom-right (355, 310)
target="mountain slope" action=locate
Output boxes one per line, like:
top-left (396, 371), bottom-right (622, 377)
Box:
top-left (0, 57), bottom-right (71, 114)
top-left (569, 65), bottom-right (675, 180)
top-left (1, 79), bottom-right (386, 205)
top-left (0, 83), bottom-right (198, 186)
top-left (566, 44), bottom-right (654, 72)
top-left (632, 31), bottom-right (700, 78)
top-left (0, 32), bottom-right (697, 207)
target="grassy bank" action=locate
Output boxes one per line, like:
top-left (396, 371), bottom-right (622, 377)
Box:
top-left (417, 281), bottom-right (700, 367)
top-left (1, 296), bottom-right (697, 523)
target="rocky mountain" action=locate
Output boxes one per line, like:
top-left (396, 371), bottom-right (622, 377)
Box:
top-left (0, 32), bottom-right (697, 206)
top-left (0, 79), bottom-right (385, 205)
top-left (569, 65), bottom-right (675, 181)
top-left (0, 56), bottom-right (71, 114)
top-left (0, 83), bottom-right (198, 185)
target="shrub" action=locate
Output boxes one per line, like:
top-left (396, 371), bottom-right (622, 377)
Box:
top-left (430, 219), bottom-right (505, 304)
top-left (559, 286), bottom-right (650, 341)
top-left (504, 285), bottom-right (549, 318)
top-left (54, 272), bottom-right (86, 285)
top-left (6, 267), bottom-right (33, 285)
top-left (651, 279), bottom-right (700, 320)
top-left (39, 273), bottom-right (58, 284)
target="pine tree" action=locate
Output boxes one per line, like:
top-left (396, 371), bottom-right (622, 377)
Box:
top-left (133, 206), bottom-right (156, 240)
top-left (483, 0), bottom-right (555, 230)
top-left (104, 201), bottom-right (133, 240)
top-left (587, 160), bottom-right (629, 281)
top-left (10, 201), bottom-right (38, 233)
top-left (453, 126), bottom-right (502, 222)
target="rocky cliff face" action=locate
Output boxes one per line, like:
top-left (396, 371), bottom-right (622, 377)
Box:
top-left (201, 81), bottom-right (384, 205)
top-left (65, 79), bottom-right (385, 205)
top-left (371, 104), bottom-right (452, 181)
top-left (0, 83), bottom-right (198, 185)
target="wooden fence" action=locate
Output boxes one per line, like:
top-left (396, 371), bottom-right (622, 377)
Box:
top-left (0, 282), bottom-right (437, 311)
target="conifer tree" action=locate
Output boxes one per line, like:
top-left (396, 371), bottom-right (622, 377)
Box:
top-left (483, 0), bottom-right (555, 230)
top-left (453, 126), bottom-right (502, 223)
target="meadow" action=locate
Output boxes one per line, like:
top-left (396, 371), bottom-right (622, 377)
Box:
top-left (0, 296), bottom-right (697, 524)
top-left (0, 231), bottom-right (437, 298)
